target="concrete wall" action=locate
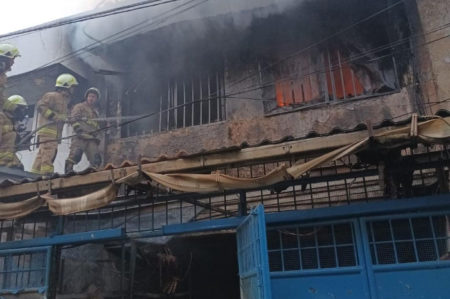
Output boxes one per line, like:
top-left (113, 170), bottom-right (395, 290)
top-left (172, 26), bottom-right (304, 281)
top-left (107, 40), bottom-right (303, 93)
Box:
top-left (106, 87), bottom-right (415, 164)
top-left (104, 0), bottom-right (447, 165)
top-left (58, 244), bottom-right (123, 297)
top-left (411, 0), bottom-right (450, 114)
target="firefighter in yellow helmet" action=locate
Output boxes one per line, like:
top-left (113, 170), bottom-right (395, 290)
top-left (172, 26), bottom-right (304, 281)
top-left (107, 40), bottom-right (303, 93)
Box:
top-left (0, 44), bottom-right (20, 72)
top-left (0, 44), bottom-right (20, 110)
top-left (0, 95), bottom-right (28, 169)
top-left (65, 87), bottom-right (102, 173)
top-left (31, 73), bottom-right (78, 175)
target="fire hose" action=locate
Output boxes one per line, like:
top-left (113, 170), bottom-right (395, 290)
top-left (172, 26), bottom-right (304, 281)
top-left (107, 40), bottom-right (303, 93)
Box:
top-left (15, 114), bottom-right (147, 147)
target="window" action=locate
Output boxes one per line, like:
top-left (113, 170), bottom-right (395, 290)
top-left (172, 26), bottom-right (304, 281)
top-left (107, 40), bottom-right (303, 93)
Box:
top-left (160, 72), bottom-right (226, 130)
top-left (0, 248), bottom-right (49, 292)
top-left (367, 215), bottom-right (450, 265)
top-left (122, 71), bottom-right (226, 137)
top-left (267, 222), bottom-right (358, 272)
top-left (271, 48), bottom-right (399, 109)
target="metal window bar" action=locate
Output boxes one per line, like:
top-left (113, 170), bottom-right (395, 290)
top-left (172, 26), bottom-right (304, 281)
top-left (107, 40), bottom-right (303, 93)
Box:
top-left (183, 82), bottom-right (186, 128)
top-left (166, 82), bottom-right (171, 131)
top-left (368, 214), bottom-right (450, 265)
top-left (388, 219), bottom-right (399, 264)
top-left (159, 95), bottom-right (163, 132)
top-left (429, 215), bottom-right (441, 260)
top-left (268, 222), bottom-right (357, 272)
top-left (273, 50), bottom-right (401, 110)
top-left (0, 248), bottom-right (50, 292)
top-left (337, 49), bottom-right (346, 100)
top-left (216, 72), bottom-right (220, 122)
top-left (278, 230), bottom-right (285, 271)
top-left (408, 217), bottom-right (420, 262)
top-left (174, 81), bottom-right (178, 129)
top-left (1, 147), bottom-right (448, 240)
top-left (191, 78), bottom-right (195, 127)
top-left (327, 49), bottom-right (337, 101)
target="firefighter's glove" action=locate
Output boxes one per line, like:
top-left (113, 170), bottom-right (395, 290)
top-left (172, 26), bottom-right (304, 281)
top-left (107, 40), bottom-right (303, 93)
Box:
top-left (51, 113), bottom-right (67, 123)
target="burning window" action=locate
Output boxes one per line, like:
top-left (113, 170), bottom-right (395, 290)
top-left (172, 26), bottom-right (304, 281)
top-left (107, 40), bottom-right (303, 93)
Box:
top-left (273, 47), bottom-right (399, 109)
top-left (275, 54), bottom-right (323, 107)
top-left (324, 49), bottom-right (365, 100)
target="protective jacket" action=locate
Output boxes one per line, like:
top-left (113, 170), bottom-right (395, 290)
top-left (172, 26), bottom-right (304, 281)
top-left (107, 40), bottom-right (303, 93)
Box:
top-left (65, 101), bottom-right (101, 172)
top-left (36, 91), bottom-right (69, 138)
top-left (0, 77), bottom-right (6, 112)
top-left (71, 101), bottom-right (99, 140)
top-left (32, 90), bottom-right (70, 174)
top-left (0, 111), bottom-right (21, 167)
top-left (0, 86), bottom-right (4, 112)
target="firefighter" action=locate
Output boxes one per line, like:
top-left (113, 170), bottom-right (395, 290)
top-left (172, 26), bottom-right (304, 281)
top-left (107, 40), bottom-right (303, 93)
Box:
top-left (31, 73), bottom-right (79, 175)
top-left (0, 73), bottom-right (6, 110)
top-left (0, 43), bottom-right (20, 72)
top-left (0, 95), bottom-right (28, 169)
top-left (65, 87), bottom-right (102, 173)
top-left (0, 44), bottom-right (20, 110)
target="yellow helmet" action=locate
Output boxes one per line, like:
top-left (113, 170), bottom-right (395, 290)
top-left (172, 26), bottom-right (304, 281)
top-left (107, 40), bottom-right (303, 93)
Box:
top-left (55, 73), bottom-right (79, 89)
top-left (4, 95), bottom-right (27, 112)
top-left (0, 44), bottom-right (20, 59)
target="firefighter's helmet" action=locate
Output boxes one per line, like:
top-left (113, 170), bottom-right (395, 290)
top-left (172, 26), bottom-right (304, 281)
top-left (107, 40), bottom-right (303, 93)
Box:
top-left (3, 95), bottom-right (27, 112)
top-left (55, 73), bottom-right (79, 89)
top-left (84, 87), bottom-right (101, 100)
top-left (0, 44), bottom-right (20, 59)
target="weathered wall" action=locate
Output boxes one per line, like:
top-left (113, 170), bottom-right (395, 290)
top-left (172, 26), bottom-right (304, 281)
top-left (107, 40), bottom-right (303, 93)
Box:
top-left (58, 244), bottom-right (123, 297)
top-left (411, 0), bottom-right (450, 113)
top-left (106, 87), bottom-right (415, 164)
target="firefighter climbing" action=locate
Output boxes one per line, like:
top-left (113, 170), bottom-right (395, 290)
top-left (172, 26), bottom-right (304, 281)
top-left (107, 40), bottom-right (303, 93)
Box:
top-left (65, 87), bottom-right (102, 173)
top-left (0, 95), bottom-right (28, 169)
top-left (31, 73), bottom-right (78, 175)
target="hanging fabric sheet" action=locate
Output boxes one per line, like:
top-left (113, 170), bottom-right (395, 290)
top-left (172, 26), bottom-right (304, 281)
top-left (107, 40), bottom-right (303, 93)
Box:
top-left (1, 116), bottom-right (450, 218)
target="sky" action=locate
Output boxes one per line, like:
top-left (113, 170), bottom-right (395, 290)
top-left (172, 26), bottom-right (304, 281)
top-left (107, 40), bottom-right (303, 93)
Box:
top-left (0, 0), bottom-right (113, 35)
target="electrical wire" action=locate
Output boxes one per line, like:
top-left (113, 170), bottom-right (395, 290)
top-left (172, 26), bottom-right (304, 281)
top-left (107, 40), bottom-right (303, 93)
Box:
top-left (2, 2), bottom-right (449, 150)
top-left (28, 0), bottom-right (207, 72)
top-left (224, 30), bottom-right (450, 99)
top-left (3, 31), bottom-right (448, 151)
top-left (6, 91), bottom-right (450, 152)
top-left (4, 0), bottom-right (402, 87)
top-left (223, 0), bottom-right (405, 92)
top-left (0, 0), bottom-right (193, 40)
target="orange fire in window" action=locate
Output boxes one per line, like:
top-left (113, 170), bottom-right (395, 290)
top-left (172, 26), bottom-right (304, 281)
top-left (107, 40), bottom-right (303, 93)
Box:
top-left (325, 49), bottom-right (364, 100)
top-left (275, 49), bottom-right (365, 107)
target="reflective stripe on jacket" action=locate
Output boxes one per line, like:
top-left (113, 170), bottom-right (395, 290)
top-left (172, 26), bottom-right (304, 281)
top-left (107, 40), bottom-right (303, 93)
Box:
top-left (0, 112), bottom-right (20, 166)
top-left (36, 91), bottom-right (69, 138)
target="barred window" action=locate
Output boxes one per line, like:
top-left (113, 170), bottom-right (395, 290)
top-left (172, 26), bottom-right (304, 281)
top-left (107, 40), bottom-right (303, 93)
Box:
top-left (0, 250), bottom-right (48, 291)
top-left (267, 222), bottom-right (358, 272)
top-left (367, 215), bottom-right (450, 265)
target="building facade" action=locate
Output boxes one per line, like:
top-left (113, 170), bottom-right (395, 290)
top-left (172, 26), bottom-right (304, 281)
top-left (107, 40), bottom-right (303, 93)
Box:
top-left (0, 0), bottom-right (449, 298)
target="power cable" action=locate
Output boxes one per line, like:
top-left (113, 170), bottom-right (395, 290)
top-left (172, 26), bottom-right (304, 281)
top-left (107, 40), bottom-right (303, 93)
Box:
top-left (3, 0), bottom-right (405, 95)
top-left (2, 3), bottom-right (449, 150)
top-left (5, 0), bottom-right (401, 85)
top-left (223, 0), bottom-right (405, 92)
top-left (0, 0), bottom-right (191, 40)
top-left (7, 94), bottom-right (450, 153)
top-left (31, 0), bottom-right (206, 72)
top-left (3, 30), bottom-right (449, 151)
top-left (4, 0), bottom-right (207, 91)
top-left (224, 28), bottom-right (450, 99)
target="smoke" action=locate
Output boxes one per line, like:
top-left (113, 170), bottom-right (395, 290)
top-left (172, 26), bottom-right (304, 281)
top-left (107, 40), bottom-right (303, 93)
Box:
top-left (68, 0), bottom-right (301, 70)
top-left (65, 0), bottom-right (410, 136)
